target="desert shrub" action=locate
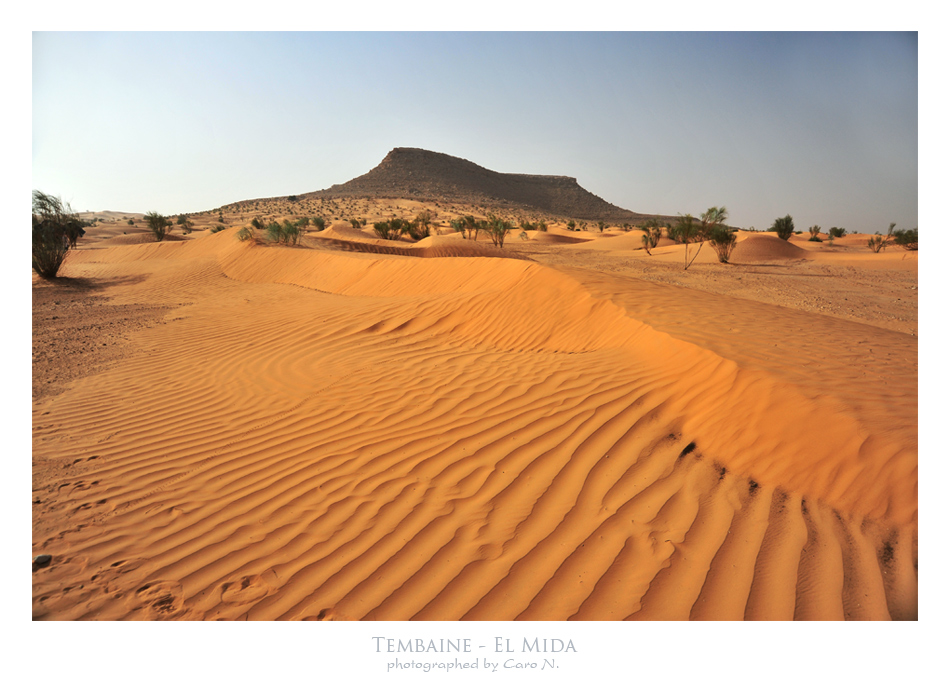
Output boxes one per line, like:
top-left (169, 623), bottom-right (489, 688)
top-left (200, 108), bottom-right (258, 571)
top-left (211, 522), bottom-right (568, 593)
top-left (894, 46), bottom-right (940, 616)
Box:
top-left (709, 226), bottom-right (738, 263)
top-left (462, 215), bottom-right (478, 241)
top-left (450, 218), bottom-right (465, 235)
top-left (567, 220), bottom-right (576, 232)
top-left (251, 217), bottom-right (264, 229)
top-left (144, 211), bottom-right (168, 241)
top-left (641, 232), bottom-right (658, 255)
top-left (829, 227), bottom-right (846, 238)
top-left (348, 218), bottom-right (362, 228)
top-left (868, 223), bottom-right (896, 253)
top-left (127, 219), bottom-right (135, 226)
top-left (288, 195), bottom-right (298, 203)
top-left (808, 225), bottom-right (822, 241)
top-left (486, 214), bottom-right (513, 247)
top-left (211, 224), bottom-right (225, 233)
top-left (537, 220), bottom-right (547, 232)
top-left (893, 228), bottom-right (918, 251)
top-left (868, 234), bottom-right (889, 253)
top-left (282, 220), bottom-right (301, 245)
top-left (771, 214), bottom-right (794, 241)
top-left (520, 219), bottom-right (536, 231)
top-left (644, 218), bottom-right (662, 246)
top-left (312, 216), bottom-right (326, 231)
top-left (598, 221), bottom-right (609, 232)
top-left (374, 219), bottom-right (407, 241)
top-left (236, 227), bottom-right (254, 242)
top-left (414, 210), bottom-right (433, 237)
top-left (217, 214), bottom-right (224, 223)
top-left (266, 222), bottom-right (284, 243)
top-left (519, 230), bottom-right (529, 241)
top-left (670, 214), bottom-right (700, 269)
top-left (407, 218), bottom-right (429, 241)
top-left (32, 190), bottom-right (80, 278)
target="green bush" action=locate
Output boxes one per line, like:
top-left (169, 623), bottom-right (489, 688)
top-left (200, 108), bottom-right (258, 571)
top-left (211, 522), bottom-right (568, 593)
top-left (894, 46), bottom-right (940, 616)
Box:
top-left (771, 214), bottom-right (794, 241)
top-left (236, 227), bottom-right (254, 242)
top-left (312, 216), bottom-right (326, 231)
top-left (641, 232), bottom-right (658, 255)
top-left (127, 219), bottom-right (135, 226)
top-left (709, 226), bottom-right (737, 263)
top-left (251, 217), bottom-right (264, 230)
top-left (144, 211), bottom-right (168, 241)
top-left (211, 224), bottom-right (225, 233)
top-left (32, 190), bottom-right (79, 278)
top-left (868, 223), bottom-right (896, 253)
top-left (893, 228), bottom-right (918, 251)
top-left (486, 214), bottom-right (513, 247)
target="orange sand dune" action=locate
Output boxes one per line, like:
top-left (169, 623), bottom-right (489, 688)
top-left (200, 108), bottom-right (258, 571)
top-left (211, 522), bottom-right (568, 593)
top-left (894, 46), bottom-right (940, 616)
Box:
top-left (731, 235), bottom-right (809, 263)
top-left (32, 229), bottom-right (916, 620)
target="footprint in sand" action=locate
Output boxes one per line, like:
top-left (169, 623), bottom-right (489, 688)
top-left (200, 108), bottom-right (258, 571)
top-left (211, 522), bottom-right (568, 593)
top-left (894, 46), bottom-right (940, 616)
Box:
top-left (221, 574), bottom-right (274, 605)
top-left (133, 581), bottom-right (184, 618)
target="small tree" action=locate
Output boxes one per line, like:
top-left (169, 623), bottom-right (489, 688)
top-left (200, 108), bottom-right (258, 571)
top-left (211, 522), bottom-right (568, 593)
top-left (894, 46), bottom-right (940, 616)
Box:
top-left (808, 225), bottom-right (822, 242)
top-left (463, 215), bottom-right (478, 241)
top-left (32, 190), bottom-right (80, 278)
top-left (487, 214), bottom-right (513, 247)
top-left (597, 220), bottom-right (608, 232)
top-left (868, 223), bottom-right (896, 253)
top-left (827, 227), bottom-right (846, 246)
top-left (641, 231), bottom-right (658, 255)
top-left (450, 217), bottom-right (465, 235)
top-left (670, 214), bottom-right (699, 269)
top-left (670, 206), bottom-right (727, 270)
top-left (537, 220), bottom-right (548, 232)
top-left (145, 211), bottom-right (168, 241)
top-left (644, 218), bottom-right (662, 246)
top-left (312, 217), bottom-right (326, 231)
top-left (771, 214), bottom-right (794, 241)
top-left (566, 220), bottom-right (576, 232)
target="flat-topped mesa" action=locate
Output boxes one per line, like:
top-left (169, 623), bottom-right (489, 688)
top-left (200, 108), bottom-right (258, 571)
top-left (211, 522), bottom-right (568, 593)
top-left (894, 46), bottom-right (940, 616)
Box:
top-left (303, 147), bottom-right (651, 222)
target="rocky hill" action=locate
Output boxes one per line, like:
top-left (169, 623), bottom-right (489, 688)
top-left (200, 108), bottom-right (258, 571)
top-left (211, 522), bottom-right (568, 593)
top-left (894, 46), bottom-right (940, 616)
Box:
top-left (302, 148), bottom-right (660, 223)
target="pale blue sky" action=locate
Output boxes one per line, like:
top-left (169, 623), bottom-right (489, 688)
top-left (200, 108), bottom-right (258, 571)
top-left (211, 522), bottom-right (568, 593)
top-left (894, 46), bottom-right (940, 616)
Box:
top-left (32, 32), bottom-right (917, 232)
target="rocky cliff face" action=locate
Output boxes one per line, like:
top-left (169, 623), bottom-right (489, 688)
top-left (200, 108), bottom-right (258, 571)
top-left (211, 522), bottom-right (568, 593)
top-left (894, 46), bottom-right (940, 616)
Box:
top-left (307, 148), bottom-right (646, 222)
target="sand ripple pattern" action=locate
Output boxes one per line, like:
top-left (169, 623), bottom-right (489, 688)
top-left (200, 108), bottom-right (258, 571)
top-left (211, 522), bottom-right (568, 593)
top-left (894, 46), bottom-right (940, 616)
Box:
top-left (33, 233), bottom-right (917, 620)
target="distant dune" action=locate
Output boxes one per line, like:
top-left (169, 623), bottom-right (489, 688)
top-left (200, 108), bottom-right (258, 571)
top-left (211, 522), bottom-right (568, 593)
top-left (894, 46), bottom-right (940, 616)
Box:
top-left (32, 226), bottom-right (916, 621)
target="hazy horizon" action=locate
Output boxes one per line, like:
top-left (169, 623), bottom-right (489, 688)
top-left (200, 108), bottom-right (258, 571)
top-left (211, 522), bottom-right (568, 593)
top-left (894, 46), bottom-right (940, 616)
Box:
top-left (32, 32), bottom-right (917, 234)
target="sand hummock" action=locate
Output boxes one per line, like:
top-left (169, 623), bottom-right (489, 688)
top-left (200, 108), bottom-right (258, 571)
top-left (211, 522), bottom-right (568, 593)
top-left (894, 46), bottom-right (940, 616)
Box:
top-left (32, 222), bottom-right (917, 621)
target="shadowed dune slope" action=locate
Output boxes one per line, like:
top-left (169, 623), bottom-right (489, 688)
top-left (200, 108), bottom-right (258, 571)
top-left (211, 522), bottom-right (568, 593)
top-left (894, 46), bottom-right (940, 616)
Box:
top-left (33, 230), bottom-right (916, 621)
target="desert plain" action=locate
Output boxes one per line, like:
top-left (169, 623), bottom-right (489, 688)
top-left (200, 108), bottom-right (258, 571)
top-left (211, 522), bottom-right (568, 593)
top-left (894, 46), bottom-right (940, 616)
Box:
top-left (32, 198), bottom-right (917, 621)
